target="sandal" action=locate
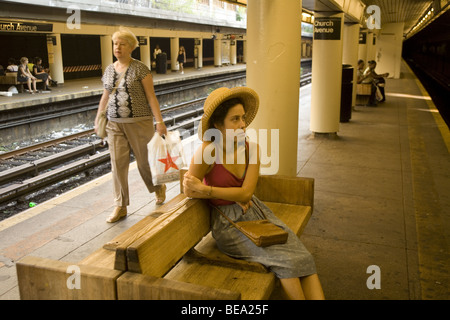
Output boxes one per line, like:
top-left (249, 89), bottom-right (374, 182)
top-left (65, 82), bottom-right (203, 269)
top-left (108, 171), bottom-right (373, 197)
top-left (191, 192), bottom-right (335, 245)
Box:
top-left (106, 206), bottom-right (127, 223)
top-left (155, 184), bottom-right (166, 205)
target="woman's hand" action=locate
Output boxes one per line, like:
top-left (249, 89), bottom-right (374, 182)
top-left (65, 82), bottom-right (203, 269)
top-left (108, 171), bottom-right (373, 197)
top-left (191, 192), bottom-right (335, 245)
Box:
top-left (237, 201), bottom-right (252, 214)
top-left (156, 122), bottom-right (167, 136)
top-left (183, 172), bottom-right (206, 198)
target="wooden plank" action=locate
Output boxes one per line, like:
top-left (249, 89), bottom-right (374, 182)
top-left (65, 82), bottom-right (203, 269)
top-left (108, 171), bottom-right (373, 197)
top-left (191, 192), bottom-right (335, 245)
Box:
top-left (117, 272), bottom-right (240, 300)
top-left (164, 260), bottom-right (276, 300)
top-left (104, 193), bottom-right (188, 271)
top-left (126, 198), bottom-right (210, 277)
top-left (254, 175), bottom-right (314, 209)
top-left (180, 169), bottom-right (314, 209)
top-left (79, 247), bottom-right (116, 269)
top-left (16, 256), bottom-right (122, 300)
top-left (356, 83), bottom-right (372, 95)
top-left (264, 201), bottom-right (312, 237)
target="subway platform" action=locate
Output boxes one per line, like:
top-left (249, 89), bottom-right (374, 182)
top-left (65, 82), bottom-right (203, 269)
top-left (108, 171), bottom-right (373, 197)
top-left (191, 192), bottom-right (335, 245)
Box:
top-left (0, 60), bottom-right (449, 300)
top-left (0, 63), bottom-right (246, 111)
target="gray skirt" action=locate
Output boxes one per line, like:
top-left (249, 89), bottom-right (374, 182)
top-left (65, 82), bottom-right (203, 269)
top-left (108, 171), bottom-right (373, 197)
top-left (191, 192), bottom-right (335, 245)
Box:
top-left (210, 196), bottom-right (317, 279)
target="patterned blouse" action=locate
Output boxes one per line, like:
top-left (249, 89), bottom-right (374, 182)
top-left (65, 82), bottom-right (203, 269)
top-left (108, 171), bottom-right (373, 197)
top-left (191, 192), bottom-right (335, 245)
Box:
top-left (102, 59), bottom-right (153, 123)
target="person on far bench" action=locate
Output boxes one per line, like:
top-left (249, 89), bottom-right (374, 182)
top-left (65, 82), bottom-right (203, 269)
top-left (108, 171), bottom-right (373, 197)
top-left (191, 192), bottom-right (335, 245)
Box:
top-left (33, 57), bottom-right (53, 91)
top-left (18, 57), bottom-right (38, 94)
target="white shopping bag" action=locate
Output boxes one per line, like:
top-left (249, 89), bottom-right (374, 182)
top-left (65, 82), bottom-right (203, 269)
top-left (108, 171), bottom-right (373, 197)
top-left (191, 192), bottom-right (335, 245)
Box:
top-left (148, 130), bottom-right (187, 185)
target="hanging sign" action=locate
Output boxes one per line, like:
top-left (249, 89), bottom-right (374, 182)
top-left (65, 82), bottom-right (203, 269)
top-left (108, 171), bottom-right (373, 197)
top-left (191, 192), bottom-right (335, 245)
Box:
top-left (359, 32), bottom-right (367, 44)
top-left (314, 17), bottom-right (341, 40)
top-left (139, 36), bottom-right (147, 45)
top-left (0, 20), bottom-right (53, 32)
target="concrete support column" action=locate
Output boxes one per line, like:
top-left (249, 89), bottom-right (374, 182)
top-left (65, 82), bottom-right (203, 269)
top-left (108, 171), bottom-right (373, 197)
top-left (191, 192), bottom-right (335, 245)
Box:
top-left (358, 29), bottom-right (368, 62)
top-left (139, 36), bottom-right (151, 70)
top-left (214, 38), bottom-right (222, 67)
top-left (243, 40), bottom-right (247, 63)
top-left (376, 22), bottom-right (404, 79)
top-left (366, 32), bottom-right (375, 62)
top-left (195, 38), bottom-right (203, 69)
top-left (230, 39), bottom-right (237, 65)
top-left (47, 34), bottom-right (64, 84)
top-left (343, 23), bottom-right (360, 108)
top-left (170, 37), bottom-right (179, 72)
top-left (310, 12), bottom-right (344, 134)
top-left (247, 0), bottom-right (302, 177)
top-left (100, 35), bottom-right (113, 74)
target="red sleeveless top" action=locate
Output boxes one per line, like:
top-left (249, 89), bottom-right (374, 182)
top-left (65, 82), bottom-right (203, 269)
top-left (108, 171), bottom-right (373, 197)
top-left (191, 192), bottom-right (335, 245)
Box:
top-left (203, 142), bottom-right (248, 206)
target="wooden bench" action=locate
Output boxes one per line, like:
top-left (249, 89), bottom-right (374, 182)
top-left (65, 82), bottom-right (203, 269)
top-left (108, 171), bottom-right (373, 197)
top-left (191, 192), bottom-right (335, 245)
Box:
top-left (0, 72), bottom-right (43, 93)
top-left (356, 83), bottom-right (372, 106)
top-left (16, 170), bottom-right (314, 300)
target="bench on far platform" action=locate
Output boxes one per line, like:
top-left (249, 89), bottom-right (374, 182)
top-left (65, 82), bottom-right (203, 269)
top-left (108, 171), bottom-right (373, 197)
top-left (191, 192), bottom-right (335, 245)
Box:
top-left (0, 72), bottom-right (43, 93)
top-left (356, 83), bottom-right (372, 106)
top-left (16, 169), bottom-right (314, 300)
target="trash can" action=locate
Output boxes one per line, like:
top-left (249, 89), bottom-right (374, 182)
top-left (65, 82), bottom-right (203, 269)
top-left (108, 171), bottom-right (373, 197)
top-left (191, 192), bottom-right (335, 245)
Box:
top-left (156, 53), bottom-right (167, 74)
top-left (340, 64), bottom-right (353, 122)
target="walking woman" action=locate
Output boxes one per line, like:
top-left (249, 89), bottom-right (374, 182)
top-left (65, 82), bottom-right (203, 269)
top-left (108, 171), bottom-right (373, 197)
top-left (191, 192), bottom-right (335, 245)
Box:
top-left (95, 27), bottom-right (167, 223)
top-left (183, 87), bottom-right (325, 300)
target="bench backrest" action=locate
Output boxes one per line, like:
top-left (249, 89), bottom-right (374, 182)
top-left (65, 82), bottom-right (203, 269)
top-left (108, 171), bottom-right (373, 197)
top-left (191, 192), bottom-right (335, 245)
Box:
top-left (125, 195), bottom-right (210, 277)
top-left (179, 168), bottom-right (314, 209)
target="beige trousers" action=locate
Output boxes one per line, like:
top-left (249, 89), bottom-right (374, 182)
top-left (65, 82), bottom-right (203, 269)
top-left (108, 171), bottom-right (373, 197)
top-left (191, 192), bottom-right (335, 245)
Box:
top-left (106, 119), bottom-right (161, 207)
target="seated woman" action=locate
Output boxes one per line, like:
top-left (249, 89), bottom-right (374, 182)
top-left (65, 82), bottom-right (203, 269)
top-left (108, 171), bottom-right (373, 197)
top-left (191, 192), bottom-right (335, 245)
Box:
top-left (6, 58), bottom-right (19, 72)
top-left (33, 57), bottom-right (53, 91)
top-left (182, 87), bottom-right (325, 300)
top-left (18, 57), bottom-right (38, 94)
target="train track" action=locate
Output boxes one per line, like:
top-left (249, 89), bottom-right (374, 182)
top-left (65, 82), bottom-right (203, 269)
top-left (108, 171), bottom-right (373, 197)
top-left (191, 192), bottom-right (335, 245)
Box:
top-left (0, 98), bottom-right (205, 220)
top-left (0, 70), bottom-right (312, 220)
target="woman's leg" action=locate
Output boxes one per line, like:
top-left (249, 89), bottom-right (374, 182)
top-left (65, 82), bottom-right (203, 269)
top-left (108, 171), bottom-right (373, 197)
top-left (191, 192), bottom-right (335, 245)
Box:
top-left (279, 278), bottom-right (306, 300)
top-left (300, 274), bottom-right (325, 300)
top-left (280, 274), bottom-right (325, 300)
top-left (107, 122), bottom-right (131, 207)
top-left (26, 78), bottom-right (32, 93)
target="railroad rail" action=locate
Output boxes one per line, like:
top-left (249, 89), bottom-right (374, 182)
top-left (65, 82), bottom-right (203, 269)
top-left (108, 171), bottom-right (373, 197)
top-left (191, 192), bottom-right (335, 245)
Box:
top-left (0, 98), bottom-right (205, 216)
top-left (0, 70), bottom-right (312, 219)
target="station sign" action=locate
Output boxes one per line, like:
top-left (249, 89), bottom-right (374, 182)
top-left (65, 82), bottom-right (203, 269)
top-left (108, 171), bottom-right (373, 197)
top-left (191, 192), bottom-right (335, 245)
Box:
top-left (0, 20), bottom-right (53, 32)
top-left (313, 17), bottom-right (341, 40)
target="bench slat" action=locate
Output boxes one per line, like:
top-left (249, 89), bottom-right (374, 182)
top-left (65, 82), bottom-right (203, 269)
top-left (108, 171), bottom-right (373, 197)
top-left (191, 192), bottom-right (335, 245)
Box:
top-left (254, 175), bottom-right (314, 208)
top-left (126, 196), bottom-right (211, 277)
top-left (117, 271), bottom-right (241, 300)
top-left (16, 256), bottom-right (122, 300)
top-left (164, 260), bottom-right (276, 300)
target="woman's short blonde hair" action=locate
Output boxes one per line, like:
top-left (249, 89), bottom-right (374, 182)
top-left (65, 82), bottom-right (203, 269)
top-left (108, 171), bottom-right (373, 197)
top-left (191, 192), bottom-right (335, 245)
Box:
top-left (112, 27), bottom-right (139, 50)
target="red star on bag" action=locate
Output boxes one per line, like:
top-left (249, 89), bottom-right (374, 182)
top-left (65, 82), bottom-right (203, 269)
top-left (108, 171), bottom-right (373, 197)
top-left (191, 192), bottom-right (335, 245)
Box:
top-left (158, 151), bottom-right (179, 172)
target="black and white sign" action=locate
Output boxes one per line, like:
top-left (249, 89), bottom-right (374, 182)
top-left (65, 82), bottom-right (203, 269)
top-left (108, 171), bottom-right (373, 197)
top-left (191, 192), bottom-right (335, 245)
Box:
top-left (314, 17), bottom-right (341, 40)
top-left (0, 21), bottom-right (53, 32)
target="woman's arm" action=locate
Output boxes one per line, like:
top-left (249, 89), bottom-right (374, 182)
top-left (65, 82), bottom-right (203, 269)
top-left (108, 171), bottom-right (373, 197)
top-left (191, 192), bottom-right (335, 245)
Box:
top-left (184, 142), bottom-right (260, 204)
top-left (94, 89), bottom-right (109, 134)
top-left (19, 66), bottom-right (27, 77)
top-left (142, 74), bottom-right (167, 135)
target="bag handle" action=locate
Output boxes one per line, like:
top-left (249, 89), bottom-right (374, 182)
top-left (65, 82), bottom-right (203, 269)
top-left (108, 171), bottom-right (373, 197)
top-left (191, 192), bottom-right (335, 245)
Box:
top-left (211, 199), bottom-right (268, 228)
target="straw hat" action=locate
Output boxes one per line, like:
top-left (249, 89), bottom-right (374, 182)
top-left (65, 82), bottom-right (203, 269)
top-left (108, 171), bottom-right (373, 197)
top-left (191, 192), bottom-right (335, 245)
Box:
top-left (198, 87), bottom-right (259, 141)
